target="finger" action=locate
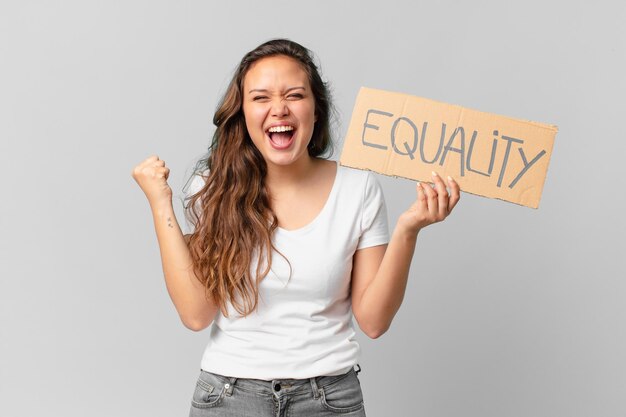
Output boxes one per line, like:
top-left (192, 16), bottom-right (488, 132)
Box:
top-left (431, 171), bottom-right (449, 218)
top-left (415, 182), bottom-right (427, 209)
top-left (415, 181), bottom-right (428, 207)
top-left (419, 179), bottom-right (439, 218)
top-left (137, 155), bottom-right (157, 170)
top-left (447, 176), bottom-right (461, 212)
top-left (155, 167), bottom-right (169, 179)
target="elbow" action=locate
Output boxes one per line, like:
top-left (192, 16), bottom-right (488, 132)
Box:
top-left (180, 305), bottom-right (219, 332)
top-left (354, 310), bottom-right (389, 339)
top-left (359, 319), bottom-right (389, 339)
top-left (365, 326), bottom-right (387, 339)
top-left (181, 316), bottom-right (212, 332)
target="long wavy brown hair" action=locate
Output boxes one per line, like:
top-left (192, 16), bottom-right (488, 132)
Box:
top-left (183, 39), bottom-right (335, 318)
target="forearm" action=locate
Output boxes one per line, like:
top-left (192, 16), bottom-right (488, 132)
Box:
top-left (358, 225), bottom-right (418, 337)
top-left (150, 201), bottom-right (217, 330)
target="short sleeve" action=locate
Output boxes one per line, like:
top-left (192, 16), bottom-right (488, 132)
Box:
top-left (182, 171), bottom-right (208, 235)
top-left (357, 172), bottom-right (390, 250)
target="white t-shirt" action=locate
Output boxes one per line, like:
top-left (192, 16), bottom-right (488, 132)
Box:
top-left (183, 161), bottom-right (389, 380)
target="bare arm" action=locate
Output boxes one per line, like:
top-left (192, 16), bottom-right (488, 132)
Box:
top-left (351, 172), bottom-right (460, 339)
top-left (151, 200), bottom-right (218, 331)
top-left (351, 229), bottom-right (417, 339)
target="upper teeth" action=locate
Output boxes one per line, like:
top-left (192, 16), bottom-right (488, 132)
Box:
top-left (268, 125), bottom-right (294, 133)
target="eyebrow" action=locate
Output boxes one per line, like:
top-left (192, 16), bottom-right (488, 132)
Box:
top-left (248, 86), bottom-right (306, 94)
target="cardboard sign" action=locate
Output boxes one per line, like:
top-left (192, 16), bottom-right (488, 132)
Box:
top-left (340, 87), bottom-right (558, 208)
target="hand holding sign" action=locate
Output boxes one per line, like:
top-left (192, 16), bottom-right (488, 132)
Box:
top-left (398, 171), bottom-right (460, 234)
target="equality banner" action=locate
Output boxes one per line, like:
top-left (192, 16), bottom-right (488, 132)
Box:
top-left (340, 87), bottom-right (558, 208)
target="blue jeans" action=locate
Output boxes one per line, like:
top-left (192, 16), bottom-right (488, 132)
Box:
top-left (189, 365), bottom-right (366, 416)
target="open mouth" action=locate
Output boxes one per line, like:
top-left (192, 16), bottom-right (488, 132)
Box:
top-left (266, 125), bottom-right (296, 150)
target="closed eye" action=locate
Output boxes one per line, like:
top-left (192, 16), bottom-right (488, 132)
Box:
top-left (252, 96), bottom-right (268, 101)
top-left (288, 94), bottom-right (304, 99)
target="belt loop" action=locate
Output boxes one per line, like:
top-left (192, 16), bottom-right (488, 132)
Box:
top-left (354, 364), bottom-right (362, 376)
top-left (309, 377), bottom-right (320, 399)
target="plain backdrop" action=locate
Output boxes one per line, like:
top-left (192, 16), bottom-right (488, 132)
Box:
top-left (1, 1), bottom-right (625, 416)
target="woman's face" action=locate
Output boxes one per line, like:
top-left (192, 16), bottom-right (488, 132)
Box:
top-left (242, 55), bottom-right (317, 169)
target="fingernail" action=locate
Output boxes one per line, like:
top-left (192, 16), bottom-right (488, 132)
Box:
top-left (447, 176), bottom-right (454, 182)
top-left (431, 171), bottom-right (438, 177)
top-left (416, 181), bottom-right (422, 188)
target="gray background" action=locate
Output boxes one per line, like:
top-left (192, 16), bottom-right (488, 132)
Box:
top-left (1, 1), bottom-right (625, 416)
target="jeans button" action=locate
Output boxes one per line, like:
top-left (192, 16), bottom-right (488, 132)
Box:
top-left (275, 383), bottom-right (281, 391)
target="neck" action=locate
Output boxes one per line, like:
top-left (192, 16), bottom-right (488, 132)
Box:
top-left (265, 155), bottom-right (317, 191)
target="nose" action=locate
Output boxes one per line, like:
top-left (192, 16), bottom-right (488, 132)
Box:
top-left (270, 98), bottom-right (289, 117)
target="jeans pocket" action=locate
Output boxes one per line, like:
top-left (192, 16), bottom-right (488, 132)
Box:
top-left (319, 371), bottom-right (364, 413)
top-left (190, 371), bottom-right (226, 409)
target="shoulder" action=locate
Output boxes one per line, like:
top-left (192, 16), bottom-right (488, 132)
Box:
top-left (335, 166), bottom-right (386, 208)
top-left (337, 165), bottom-right (380, 191)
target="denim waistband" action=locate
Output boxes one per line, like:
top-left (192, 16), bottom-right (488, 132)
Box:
top-left (204, 365), bottom-right (361, 398)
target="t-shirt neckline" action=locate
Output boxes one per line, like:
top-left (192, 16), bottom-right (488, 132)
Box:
top-left (275, 160), bottom-right (341, 236)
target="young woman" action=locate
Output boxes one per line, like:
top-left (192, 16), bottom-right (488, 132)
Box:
top-left (132, 38), bottom-right (460, 416)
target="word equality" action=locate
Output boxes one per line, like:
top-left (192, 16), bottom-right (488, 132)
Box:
top-left (361, 109), bottom-right (547, 189)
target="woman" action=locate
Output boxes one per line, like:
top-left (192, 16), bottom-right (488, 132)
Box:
top-left (132, 38), bottom-right (460, 416)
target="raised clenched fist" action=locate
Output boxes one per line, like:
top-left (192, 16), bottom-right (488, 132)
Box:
top-left (131, 155), bottom-right (173, 207)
